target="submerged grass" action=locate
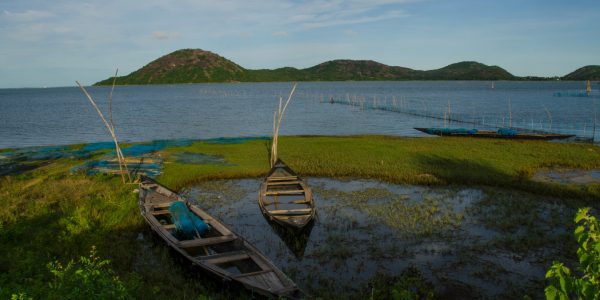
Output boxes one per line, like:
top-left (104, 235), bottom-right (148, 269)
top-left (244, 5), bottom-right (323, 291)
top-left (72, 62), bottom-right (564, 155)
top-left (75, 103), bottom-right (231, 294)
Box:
top-left (314, 185), bottom-right (465, 239)
top-left (1, 135), bottom-right (600, 298)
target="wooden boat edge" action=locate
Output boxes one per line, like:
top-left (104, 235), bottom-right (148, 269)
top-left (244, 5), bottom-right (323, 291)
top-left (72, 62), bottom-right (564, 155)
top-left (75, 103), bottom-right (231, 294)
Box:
top-left (138, 176), bottom-right (303, 298)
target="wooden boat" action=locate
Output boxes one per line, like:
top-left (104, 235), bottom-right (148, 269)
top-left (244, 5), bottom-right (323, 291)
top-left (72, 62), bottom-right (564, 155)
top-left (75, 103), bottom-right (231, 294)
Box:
top-left (259, 159), bottom-right (315, 229)
top-left (138, 176), bottom-right (303, 299)
top-left (414, 127), bottom-right (575, 140)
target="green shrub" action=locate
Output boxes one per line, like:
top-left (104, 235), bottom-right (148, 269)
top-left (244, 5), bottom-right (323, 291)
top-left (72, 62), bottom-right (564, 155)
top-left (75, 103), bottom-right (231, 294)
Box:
top-left (47, 246), bottom-right (130, 299)
top-left (545, 208), bottom-right (600, 299)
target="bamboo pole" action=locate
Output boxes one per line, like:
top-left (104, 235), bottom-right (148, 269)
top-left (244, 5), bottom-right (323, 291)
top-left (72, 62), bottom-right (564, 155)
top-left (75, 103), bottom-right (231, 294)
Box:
top-left (508, 98), bottom-right (512, 128)
top-left (543, 105), bottom-right (552, 131)
top-left (76, 81), bottom-right (131, 183)
top-left (270, 83), bottom-right (297, 167)
top-left (108, 69), bottom-right (118, 129)
top-left (106, 69), bottom-right (128, 180)
top-left (594, 97), bottom-right (597, 143)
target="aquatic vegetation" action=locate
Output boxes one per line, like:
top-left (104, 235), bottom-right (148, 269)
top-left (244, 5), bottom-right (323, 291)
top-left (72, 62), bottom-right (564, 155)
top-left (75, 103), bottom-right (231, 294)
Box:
top-left (2, 136), bottom-right (600, 299)
top-left (314, 185), bottom-right (465, 238)
top-left (467, 188), bottom-right (574, 254)
top-left (159, 136), bottom-right (600, 201)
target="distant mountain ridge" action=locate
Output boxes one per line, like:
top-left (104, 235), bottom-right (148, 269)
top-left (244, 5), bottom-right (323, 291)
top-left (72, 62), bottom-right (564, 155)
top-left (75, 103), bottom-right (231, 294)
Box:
top-left (94, 49), bottom-right (594, 85)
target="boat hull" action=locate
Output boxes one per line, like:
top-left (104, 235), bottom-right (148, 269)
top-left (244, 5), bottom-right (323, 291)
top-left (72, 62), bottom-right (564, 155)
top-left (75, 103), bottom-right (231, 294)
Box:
top-left (138, 176), bottom-right (303, 299)
top-left (258, 160), bottom-right (316, 230)
top-left (414, 127), bottom-right (575, 140)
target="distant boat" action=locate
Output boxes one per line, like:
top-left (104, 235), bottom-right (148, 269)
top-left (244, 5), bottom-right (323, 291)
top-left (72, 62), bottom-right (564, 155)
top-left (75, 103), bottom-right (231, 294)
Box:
top-left (415, 127), bottom-right (575, 140)
top-left (587, 80), bottom-right (592, 94)
top-left (491, 81), bottom-right (495, 89)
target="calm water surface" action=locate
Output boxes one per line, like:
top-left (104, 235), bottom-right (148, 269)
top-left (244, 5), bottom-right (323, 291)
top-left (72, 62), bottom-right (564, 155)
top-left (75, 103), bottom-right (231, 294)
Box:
top-left (0, 81), bottom-right (597, 148)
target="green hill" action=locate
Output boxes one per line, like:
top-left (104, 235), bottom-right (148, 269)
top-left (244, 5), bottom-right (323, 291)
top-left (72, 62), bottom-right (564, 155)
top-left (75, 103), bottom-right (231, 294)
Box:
top-left (95, 49), bottom-right (519, 85)
top-left (562, 65), bottom-right (600, 80)
top-left (95, 49), bottom-right (245, 85)
top-left (420, 61), bottom-right (516, 80)
top-left (302, 60), bottom-right (417, 81)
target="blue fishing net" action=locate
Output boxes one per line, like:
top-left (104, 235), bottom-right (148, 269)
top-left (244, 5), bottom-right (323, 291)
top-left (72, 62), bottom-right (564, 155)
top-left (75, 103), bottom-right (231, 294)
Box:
top-left (497, 128), bottom-right (518, 136)
top-left (204, 136), bottom-right (270, 144)
top-left (169, 202), bottom-right (209, 239)
top-left (119, 139), bottom-right (194, 157)
top-left (80, 142), bottom-right (115, 152)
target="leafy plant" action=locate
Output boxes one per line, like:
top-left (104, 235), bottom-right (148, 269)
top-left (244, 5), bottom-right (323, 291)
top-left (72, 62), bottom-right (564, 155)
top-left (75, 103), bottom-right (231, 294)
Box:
top-left (47, 246), bottom-right (130, 299)
top-left (545, 208), bottom-right (600, 299)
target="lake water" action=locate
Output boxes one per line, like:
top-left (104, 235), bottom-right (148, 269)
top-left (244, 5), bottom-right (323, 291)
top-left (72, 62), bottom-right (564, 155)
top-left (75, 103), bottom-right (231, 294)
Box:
top-left (0, 81), bottom-right (598, 149)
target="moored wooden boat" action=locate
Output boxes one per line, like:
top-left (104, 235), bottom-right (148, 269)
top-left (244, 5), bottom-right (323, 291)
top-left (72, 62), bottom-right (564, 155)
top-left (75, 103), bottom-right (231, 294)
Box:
top-left (414, 127), bottom-right (575, 140)
top-left (138, 176), bottom-right (303, 299)
top-left (259, 159), bottom-right (315, 229)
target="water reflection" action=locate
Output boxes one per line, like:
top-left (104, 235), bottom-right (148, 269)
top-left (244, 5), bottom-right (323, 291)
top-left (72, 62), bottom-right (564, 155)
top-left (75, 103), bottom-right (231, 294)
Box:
top-left (265, 218), bottom-right (314, 259)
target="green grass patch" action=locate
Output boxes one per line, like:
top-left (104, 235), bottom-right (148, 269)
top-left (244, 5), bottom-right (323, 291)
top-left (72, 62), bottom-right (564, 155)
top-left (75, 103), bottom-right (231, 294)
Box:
top-left (2, 135), bottom-right (600, 298)
top-left (162, 136), bottom-right (600, 202)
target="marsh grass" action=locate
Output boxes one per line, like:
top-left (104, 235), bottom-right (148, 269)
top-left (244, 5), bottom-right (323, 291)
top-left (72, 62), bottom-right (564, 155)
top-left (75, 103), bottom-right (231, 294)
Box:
top-left (0, 166), bottom-right (248, 299)
top-left (314, 185), bottom-right (465, 239)
top-left (467, 188), bottom-right (576, 255)
top-left (2, 135), bottom-right (600, 298)
top-left (161, 136), bottom-right (600, 201)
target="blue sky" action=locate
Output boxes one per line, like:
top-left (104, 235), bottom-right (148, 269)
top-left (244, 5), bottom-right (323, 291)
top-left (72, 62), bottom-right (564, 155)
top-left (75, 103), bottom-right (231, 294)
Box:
top-left (0, 0), bottom-right (598, 88)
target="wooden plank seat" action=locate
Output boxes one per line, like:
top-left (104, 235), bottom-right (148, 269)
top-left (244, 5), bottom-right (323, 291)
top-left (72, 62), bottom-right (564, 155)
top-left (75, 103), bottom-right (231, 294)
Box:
top-left (265, 190), bottom-right (304, 196)
top-left (266, 180), bottom-right (301, 186)
top-left (266, 176), bottom-right (298, 182)
top-left (151, 202), bottom-right (173, 209)
top-left (263, 199), bottom-right (308, 206)
top-left (152, 210), bottom-right (171, 216)
top-left (163, 224), bottom-right (176, 230)
top-left (178, 235), bottom-right (236, 248)
top-left (202, 253), bottom-right (250, 265)
top-left (268, 208), bottom-right (312, 216)
top-left (233, 270), bottom-right (274, 278)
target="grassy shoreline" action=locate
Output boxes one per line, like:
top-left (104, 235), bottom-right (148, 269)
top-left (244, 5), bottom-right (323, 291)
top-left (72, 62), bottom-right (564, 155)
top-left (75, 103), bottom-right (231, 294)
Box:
top-left (1, 135), bottom-right (599, 298)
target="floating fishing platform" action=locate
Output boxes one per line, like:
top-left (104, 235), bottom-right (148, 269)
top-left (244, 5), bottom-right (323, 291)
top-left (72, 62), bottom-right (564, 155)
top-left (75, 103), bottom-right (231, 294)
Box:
top-left (139, 176), bottom-right (303, 299)
top-left (259, 159), bottom-right (315, 229)
top-left (415, 127), bottom-right (575, 140)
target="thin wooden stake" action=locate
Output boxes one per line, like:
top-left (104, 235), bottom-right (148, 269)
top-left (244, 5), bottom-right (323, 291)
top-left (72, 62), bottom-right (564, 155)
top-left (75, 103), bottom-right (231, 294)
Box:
top-left (271, 83), bottom-right (297, 165)
top-left (108, 68), bottom-right (118, 130)
top-left (76, 81), bottom-right (131, 183)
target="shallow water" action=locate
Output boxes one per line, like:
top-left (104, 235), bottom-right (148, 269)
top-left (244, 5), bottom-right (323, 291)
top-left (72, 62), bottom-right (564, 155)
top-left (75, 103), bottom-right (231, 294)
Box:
top-left (185, 178), bottom-right (576, 298)
top-left (0, 81), bottom-right (598, 148)
top-left (533, 168), bottom-right (600, 184)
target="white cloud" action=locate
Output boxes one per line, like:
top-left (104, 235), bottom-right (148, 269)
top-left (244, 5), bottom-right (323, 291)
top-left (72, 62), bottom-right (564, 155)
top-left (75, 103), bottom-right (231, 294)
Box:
top-left (272, 31), bottom-right (289, 37)
top-left (2, 10), bottom-right (54, 22)
top-left (152, 31), bottom-right (180, 40)
top-left (343, 29), bottom-right (357, 36)
top-left (299, 10), bottom-right (407, 29)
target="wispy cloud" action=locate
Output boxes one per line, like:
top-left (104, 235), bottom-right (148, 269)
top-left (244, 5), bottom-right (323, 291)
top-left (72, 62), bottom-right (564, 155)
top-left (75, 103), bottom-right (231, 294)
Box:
top-left (272, 31), bottom-right (289, 37)
top-left (2, 10), bottom-right (54, 22)
top-left (299, 10), bottom-right (407, 29)
top-left (152, 31), bottom-right (180, 40)
top-left (280, 0), bottom-right (411, 30)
